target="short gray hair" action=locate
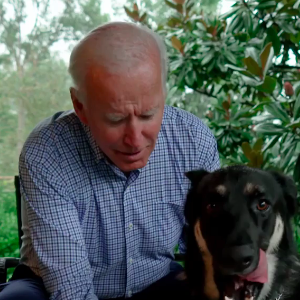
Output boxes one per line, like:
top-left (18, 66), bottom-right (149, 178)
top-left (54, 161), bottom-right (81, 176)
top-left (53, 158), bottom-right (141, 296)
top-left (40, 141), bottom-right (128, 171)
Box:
top-left (68, 22), bottom-right (168, 102)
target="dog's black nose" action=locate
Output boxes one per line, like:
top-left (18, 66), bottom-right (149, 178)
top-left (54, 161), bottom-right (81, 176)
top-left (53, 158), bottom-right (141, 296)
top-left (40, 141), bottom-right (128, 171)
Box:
top-left (222, 245), bottom-right (254, 272)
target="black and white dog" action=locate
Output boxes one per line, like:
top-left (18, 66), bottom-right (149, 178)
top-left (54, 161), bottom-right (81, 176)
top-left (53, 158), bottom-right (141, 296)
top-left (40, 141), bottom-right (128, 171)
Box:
top-left (184, 165), bottom-right (300, 300)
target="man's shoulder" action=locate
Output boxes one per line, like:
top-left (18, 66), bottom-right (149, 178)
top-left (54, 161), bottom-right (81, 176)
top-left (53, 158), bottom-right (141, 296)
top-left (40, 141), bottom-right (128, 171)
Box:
top-left (21, 110), bottom-right (81, 162)
top-left (163, 105), bottom-right (215, 141)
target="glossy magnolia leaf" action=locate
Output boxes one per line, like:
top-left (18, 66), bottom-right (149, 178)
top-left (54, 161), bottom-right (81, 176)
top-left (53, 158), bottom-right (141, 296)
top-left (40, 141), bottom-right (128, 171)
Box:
top-left (293, 153), bottom-right (300, 183)
top-left (133, 3), bottom-right (138, 11)
top-left (294, 94), bottom-right (300, 119)
top-left (201, 52), bottom-right (215, 66)
top-left (279, 22), bottom-right (298, 35)
top-left (256, 76), bottom-right (277, 93)
top-left (222, 100), bottom-right (230, 110)
top-left (242, 142), bottom-right (252, 160)
top-left (225, 64), bottom-right (246, 72)
top-left (256, 1), bottom-right (277, 9)
top-left (124, 6), bottom-right (139, 21)
top-left (253, 138), bottom-right (264, 151)
top-left (265, 102), bottom-right (290, 124)
top-left (254, 123), bottom-right (287, 135)
top-left (260, 42), bottom-right (274, 76)
top-left (139, 12), bottom-right (147, 23)
top-left (224, 50), bottom-right (237, 64)
top-left (171, 36), bottom-right (184, 54)
top-left (262, 135), bottom-right (280, 152)
top-left (175, 4), bottom-right (183, 14)
top-left (280, 145), bottom-right (296, 171)
top-left (185, 70), bottom-right (195, 86)
top-left (165, 0), bottom-right (177, 9)
top-left (266, 27), bottom-right (281, 56)
top-left (221, 6), bottom-right (240, 19)
top-left (241, 73), bottom-right (262, 87)
top-left (243, 57), bottom-right (263, 77)
top-left (227, 14), bottom-right (243, 33)
top-left (173, 0), bottom-right (185, 4)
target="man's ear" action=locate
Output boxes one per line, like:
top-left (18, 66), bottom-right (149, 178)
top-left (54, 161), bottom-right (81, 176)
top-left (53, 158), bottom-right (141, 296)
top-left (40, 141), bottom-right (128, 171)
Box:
top-left (70, 87), bottom-right (89, 125)
top-left (184, 169), bottom-right (210, 225)
top-left (269, 170), bottom-right (298, 216)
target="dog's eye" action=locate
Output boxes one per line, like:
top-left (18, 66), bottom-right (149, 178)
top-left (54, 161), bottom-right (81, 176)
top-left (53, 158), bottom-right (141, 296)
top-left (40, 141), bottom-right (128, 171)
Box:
top-left (206, 203), bottom-right (219, 213)
top-left (257, 200), bottom-right (270, 211)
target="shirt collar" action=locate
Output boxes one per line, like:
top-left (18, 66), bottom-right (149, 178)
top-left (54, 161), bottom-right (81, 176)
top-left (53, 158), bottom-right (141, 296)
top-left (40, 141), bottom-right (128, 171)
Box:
top-left (82, 123), bottom-right (105, 163)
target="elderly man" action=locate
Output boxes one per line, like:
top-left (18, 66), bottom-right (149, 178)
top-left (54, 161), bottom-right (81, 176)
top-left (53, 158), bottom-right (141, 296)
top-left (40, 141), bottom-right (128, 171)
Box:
top-left (0, 22), bottom-right (219, 300)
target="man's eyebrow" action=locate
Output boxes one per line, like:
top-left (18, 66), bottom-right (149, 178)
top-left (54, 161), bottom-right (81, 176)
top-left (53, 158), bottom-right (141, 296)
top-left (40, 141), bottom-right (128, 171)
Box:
top-left (105, 113), bottom-right (127, 121)
top-left (105, 106), bottom-right (159, 121)
top-left (141, 107), bottom-right (159, 115)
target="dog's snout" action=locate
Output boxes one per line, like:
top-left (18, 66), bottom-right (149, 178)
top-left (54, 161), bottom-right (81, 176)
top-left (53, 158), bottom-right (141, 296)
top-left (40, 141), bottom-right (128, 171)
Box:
top-left (222, 245), bottom-right (254, 272)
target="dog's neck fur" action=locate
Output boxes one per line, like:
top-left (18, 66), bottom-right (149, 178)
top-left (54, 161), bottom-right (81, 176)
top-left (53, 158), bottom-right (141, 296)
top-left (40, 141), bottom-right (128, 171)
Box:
top-left (258, 215), bottom-right (300, 300)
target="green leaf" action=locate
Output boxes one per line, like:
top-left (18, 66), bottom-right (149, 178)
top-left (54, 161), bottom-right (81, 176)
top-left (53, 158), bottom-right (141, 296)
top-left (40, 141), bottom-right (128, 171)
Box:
top-left (280, 144), bottom-right (296, 171)
top-left (253, 138), bottom-right (264, 151)
top-left (265, 102), bottom-right (290, 123)
top-left (243, 57), bottom-right (263, 77)
top-left (266, 27), bottom-right (281, 55)
top-left (260, 42), bottom-right (274, 76)
top-left (279, 22), bottom-right (298, 35)
top-left (201, 52), bottom-right (215, 66)
top-left (164, 0), bottom-right (178, 9)
top-left (124, 6), bottom-right (139, 20)
top-left (254, 123), bottom-right (287, 135)
top-left (224, 51), bottom-right (237, 64)
top-left (291, 32), bottom-right (300, 44)
top-left (185, 70), bottom-right (195, 86)
top-left (242, 142), bottom-right (252, 160)
top-left (294, 153), bottom-right (300, 183)
top-left (262, 135), bottom-right (280, 152)
top-left (256, 76), bottom-right (277, 93)
top-left (294, 94), bottom-right (300, 119)
top-left (139, 12), bottom-right (147, 23)
top-left (256, 1), bottom-right (277, 9)
top-left (221, 7), bottom-right (240, 19)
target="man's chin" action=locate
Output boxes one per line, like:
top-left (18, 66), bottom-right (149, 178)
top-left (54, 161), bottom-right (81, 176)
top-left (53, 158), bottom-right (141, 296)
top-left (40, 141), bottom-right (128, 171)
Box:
top-left (117, 159), bottom-right (148, 173)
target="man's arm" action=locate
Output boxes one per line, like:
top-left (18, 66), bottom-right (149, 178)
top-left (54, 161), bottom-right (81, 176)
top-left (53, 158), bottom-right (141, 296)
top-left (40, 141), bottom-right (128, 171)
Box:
top-left (203, 136), bottom-right (220, 172)
top-left (19, 151), bottom-right (98, 300)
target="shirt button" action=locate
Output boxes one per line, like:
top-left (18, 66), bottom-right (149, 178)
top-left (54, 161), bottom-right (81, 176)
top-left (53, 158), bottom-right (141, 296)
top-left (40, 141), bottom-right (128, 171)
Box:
top-left (128, 290), bottom-right (132, 297)
top-left (129, 223), bottom-right (133, 229)
top-left (129, 258), bottom-right (133, 264)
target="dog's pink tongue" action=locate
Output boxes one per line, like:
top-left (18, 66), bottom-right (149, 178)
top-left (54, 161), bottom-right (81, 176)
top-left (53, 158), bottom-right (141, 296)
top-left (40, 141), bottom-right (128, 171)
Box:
top-left (239, 249), bottom-right (268, 283)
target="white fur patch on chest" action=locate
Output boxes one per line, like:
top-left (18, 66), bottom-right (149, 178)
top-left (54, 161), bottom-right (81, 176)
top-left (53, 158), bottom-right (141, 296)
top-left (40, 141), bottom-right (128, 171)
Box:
top-left (257, 215), bottom-right (284, 300)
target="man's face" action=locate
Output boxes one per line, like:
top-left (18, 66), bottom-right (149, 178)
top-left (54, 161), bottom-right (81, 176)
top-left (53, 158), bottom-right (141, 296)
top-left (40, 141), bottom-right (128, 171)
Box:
top-left (71, 62), bottom-right (165, 172)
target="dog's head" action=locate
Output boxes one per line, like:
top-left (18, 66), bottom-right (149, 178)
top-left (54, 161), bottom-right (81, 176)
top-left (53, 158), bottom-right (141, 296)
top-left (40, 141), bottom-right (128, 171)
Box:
top-left (185, 165), bottom-right (298, 299)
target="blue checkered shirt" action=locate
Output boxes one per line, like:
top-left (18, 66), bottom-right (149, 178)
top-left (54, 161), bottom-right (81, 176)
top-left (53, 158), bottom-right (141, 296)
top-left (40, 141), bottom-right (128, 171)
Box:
top-left (18, 105), bottom-right (219, 300)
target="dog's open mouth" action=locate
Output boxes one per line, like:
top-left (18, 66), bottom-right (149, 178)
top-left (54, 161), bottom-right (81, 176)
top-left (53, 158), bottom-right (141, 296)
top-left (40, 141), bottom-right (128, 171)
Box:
top-left (222, 249), bottom-right (268, 300)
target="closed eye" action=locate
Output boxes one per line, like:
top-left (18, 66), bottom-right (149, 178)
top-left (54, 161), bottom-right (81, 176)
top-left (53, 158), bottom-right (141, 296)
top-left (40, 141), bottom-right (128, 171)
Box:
top-left (140, 114), bottom-right (154, 120)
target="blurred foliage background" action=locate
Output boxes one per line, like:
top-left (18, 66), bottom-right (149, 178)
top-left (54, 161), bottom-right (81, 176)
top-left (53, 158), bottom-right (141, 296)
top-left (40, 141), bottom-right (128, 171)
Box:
top-left (1, 0), bottom-right (300, 266)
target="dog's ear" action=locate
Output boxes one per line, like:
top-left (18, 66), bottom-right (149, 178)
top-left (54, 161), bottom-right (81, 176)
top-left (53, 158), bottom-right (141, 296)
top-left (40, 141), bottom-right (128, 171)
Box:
top-left (269, 170), bottom-right (298, 216)
top-left (185, 169), bottom-right (210, 225)
top-left (185, 169), bottom-right (209, 187)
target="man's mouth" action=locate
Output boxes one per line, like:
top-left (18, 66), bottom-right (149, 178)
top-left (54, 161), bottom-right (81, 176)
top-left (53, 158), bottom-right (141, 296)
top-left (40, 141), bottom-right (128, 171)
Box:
top-left (116, 149), bottom-right (144, 161)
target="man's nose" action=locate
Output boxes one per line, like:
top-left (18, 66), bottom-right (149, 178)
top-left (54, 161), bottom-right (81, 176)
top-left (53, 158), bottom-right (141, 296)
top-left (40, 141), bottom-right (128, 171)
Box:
top-left (123, 122), bottom-right (143, 148)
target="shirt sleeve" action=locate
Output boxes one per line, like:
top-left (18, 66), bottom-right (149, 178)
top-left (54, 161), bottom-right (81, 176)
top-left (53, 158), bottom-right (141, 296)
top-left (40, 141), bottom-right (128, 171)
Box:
top-left (203, 135), bottom-right (220, 172)
top-left (19, 150), bottom-right (98, 300)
